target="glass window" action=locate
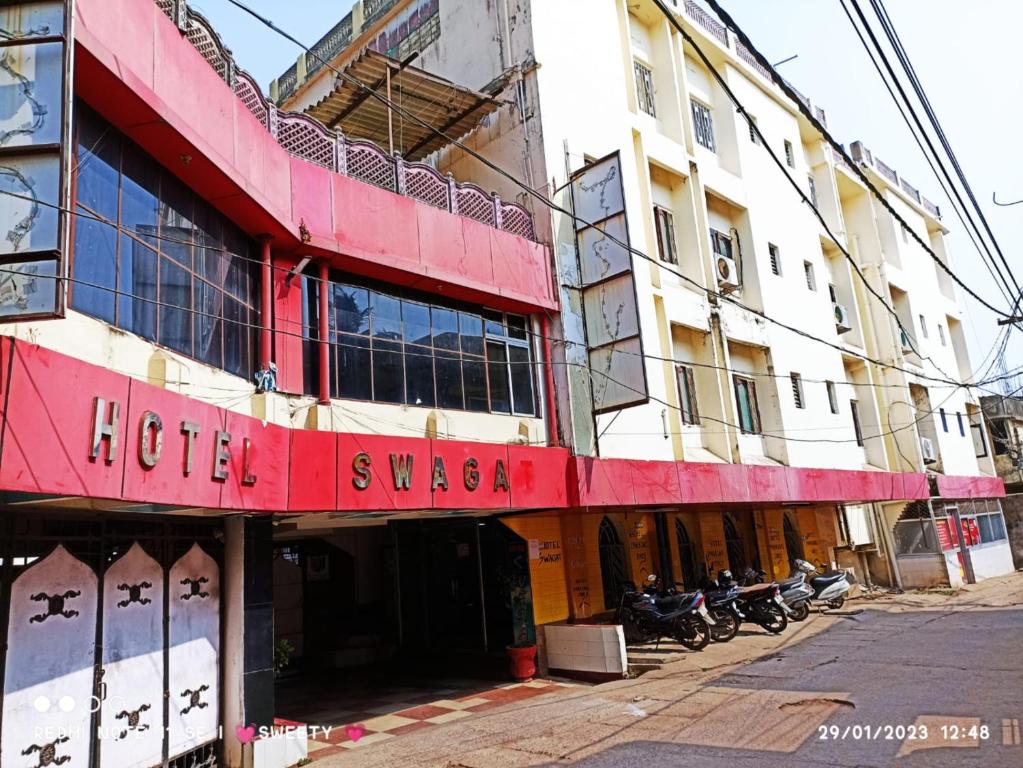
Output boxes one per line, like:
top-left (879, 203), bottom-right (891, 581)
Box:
top-left (826, 380), bottom-right (838, 414)
top-left (691, 99), bottom-right (715, 151)
top-left (676, 365), bottom-right (699, 426)
top-left (851, 399), bottom-right (864, 446)
top-left (634, 61), bottom-right (656, 117)
top-left (654, 206), bottom-right (677, 265)
top-left (71, 105), bottom-right (258, 377)
top-left (487, 341), bottom-right (511, 414)
top-left (790, 372), bottom-right (804, 409)
top-left (784, 140), bottom-right (795, 168)
top-left (301, 274), bottom-right (535, 416)
top-left (768, 243), bottom-right (780, 276)
top-left (733, 376), bottom-right (761, 434)
top-left (804, 261), bottom-right (816, 291)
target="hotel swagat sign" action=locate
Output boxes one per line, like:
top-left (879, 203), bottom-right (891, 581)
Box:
top-left (0, 1), bottom-right (73, 321)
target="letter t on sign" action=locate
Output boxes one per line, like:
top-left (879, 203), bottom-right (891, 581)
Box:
top-left (90, 397), bottom-right (120, 463)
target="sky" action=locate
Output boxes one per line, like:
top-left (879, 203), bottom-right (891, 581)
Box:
top-left (194, 0), bottom-right (1022, 384)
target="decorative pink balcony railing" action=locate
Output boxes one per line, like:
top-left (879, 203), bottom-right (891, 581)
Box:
top-left (152, 0), bottom-right (537, 241)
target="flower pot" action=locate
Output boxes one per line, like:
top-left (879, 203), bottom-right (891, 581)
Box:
top-left (506, 644), bottom-right (537, 682)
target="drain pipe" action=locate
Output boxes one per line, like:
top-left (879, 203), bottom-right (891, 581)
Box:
top-left (259, 236), bottom-right (273, 370)
top-left (540, 314), bottom-right (560, 446)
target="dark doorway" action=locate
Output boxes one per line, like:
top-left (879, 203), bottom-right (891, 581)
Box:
top-left (783, 512), bottom-right (805, 573)
top-left (424, 522), bottom-right (485, 651)
top-left (598, 516), bottom-right (629, 610)
top-left (675, 518), bottom-right (700, 590)
top-left (724, 513), bottom-right (747, 574)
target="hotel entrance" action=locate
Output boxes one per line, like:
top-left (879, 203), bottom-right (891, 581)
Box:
top-left (273, 516), bottom-right (536, 733)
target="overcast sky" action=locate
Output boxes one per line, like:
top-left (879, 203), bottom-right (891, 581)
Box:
top-left (195, 0), bottom-right (1021, 383)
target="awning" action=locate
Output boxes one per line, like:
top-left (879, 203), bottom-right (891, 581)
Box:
top-left (303, 49), bottom-right (505, 162)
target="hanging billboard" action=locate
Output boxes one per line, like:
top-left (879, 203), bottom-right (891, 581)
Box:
top-left (569, 152), bottom-right (648, 414)
top-left (0, 1), bottom-right (73, 321)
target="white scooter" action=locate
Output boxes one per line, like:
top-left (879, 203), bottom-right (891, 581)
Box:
top-left (794, 559), bottom-right (852, 610)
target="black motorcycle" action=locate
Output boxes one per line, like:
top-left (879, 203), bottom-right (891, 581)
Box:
top-left (617, 578), bottom-right (712, 651)
top-left (697, 576), bottom-right (743, 642)
top-left (720, 569), bottom-right (788, 634)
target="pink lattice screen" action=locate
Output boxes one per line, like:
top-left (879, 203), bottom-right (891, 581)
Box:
top-left (500, 203), bottom-right (536, 241)
top-left (404, 163), bottom-right (450, 210)
top-left (278, 116), bottom-right (335, 169)
top-left (456, 184), bottom-right (497, 228)
top-left (346, 141), bottom-right (397, 191)
top-left (234, 73), bottom-right (268, 128)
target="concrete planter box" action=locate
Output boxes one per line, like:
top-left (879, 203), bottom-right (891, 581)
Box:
top-left (542, 623), bottom-right (627, 681)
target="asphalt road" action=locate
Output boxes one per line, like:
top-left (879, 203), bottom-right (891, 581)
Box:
top-left (320, 574), bottom-right (1023, 768)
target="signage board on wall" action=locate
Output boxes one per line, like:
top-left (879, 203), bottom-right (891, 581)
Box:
top-left (0, 1), bottom-right (73, 321)
top-left (569, 152), bottom-right (648, 414)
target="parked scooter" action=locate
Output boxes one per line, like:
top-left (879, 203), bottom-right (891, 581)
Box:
top-left (617, 576), bottom-right (713, 651)
top-left (720, 569), bottom-right (788, 634)
top-left (794, 559), bottom-right (852, 610)
top-left (742, 568), bottom-right (814, 622)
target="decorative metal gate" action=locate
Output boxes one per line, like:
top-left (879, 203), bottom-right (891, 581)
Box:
top-left (723, 514), bottom-right (746, 575)
top-left (0, 512), bottom-right (223, 768)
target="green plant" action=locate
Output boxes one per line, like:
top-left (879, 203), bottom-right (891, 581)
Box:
top-left (273, 638), bottom-right (295, 675)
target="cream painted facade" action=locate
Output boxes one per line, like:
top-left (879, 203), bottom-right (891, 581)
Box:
top-left (280, 0), bottom-right (996, 481)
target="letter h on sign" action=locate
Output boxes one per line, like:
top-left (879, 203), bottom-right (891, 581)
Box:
top-left (91, 397), bottom-right (120, 463)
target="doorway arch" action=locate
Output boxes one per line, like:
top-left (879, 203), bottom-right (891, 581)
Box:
top-left (783, 512), bottom-right (805, 573)
top-left (723, 514), bottom-right (746, 575)
top-left (674, 518), bottom-right (700, 590)
top-left (598, 517), bottom-right (629, 610)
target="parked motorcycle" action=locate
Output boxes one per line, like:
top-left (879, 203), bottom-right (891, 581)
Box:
top-left (794, 559), bottom-right (852, 610)
top-left (696, 576), bottom-right (743, 642)
top-left (720, 569), bottom-right (788, 634)
top-left (618, 576), bottom-right (713, 651)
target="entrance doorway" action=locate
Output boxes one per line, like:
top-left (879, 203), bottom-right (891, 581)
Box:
top-left (598, 517), bottom-right (629, 610)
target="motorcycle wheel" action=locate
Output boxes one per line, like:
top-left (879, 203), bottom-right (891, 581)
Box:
top-left (826, 596), bottom-right (846, 610)
top-left (757, 603), bottom-right (788, 634)
top-left (675, 616), bottom-right (711, 650)
top-left (789, 601), bottom-right (811, 622)
top-left (620, 609), bottom-right (647, 644)
top-left (708, 608), bottom-right (739, 642)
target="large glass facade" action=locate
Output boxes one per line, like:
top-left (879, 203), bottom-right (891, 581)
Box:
top-left (71, 106), bottom-right (259, 378)
top-left (303, 274), bottom-right (537, 416)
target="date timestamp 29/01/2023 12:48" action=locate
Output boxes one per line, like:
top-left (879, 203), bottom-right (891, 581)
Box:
top-left (818, 723), bottom-right (991, 741)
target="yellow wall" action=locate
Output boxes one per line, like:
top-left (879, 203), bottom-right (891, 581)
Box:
top-left (502, 514), bottom-right (570, 626)
top-left (698, 510), bottom-right (728, 574)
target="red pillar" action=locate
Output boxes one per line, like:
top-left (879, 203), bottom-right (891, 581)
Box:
top-left (539, 314), bottom-right (560, 447)
top-left (318, 261), bottom-right (330, 405)
top-left (259, 237), bottom-right (272, 370)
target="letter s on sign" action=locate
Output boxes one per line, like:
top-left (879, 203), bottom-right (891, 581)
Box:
top-left (352, 452), bottom-right (372, 490)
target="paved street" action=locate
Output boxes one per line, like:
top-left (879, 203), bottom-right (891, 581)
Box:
top-left (317, 573), bottom-right (1023, 768)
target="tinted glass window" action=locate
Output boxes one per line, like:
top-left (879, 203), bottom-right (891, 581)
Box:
top-left (71, 105), bottom-right (258, 377)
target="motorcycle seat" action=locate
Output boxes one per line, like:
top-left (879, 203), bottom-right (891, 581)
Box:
top-left (811, 572), bottom-right (846, 588)
top-left (738, 583), bottom-right (775, 599)
top-left (777, 575), bottom-right (805, 590)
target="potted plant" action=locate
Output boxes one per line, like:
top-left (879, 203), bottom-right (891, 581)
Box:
top-left (500, 568), bottom-right (537, 681)
top-left (273, 638), bottom-right (295, 677)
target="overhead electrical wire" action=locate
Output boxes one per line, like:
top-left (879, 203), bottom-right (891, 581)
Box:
top-left (837, 0), bottom-right (1016, 310)
top-left (695, 0), bottom-right (1015, 320)
top-left (211, 0), bottom-right (1002, 395)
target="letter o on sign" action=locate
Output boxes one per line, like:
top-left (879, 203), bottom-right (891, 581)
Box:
top-left (139, 411), bottom-right (163, 468)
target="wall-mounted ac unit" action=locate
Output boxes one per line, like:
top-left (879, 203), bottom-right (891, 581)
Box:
top-left (920, 436), bottom-right (937, 464)
top-left (716, 255), bottom-right (739, 292)
top-left (834, 302), bottom-right (852, 334)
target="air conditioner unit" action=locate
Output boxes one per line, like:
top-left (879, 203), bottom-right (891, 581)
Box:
top-left (834, 302), bottom-right (852, 334)
top-left (920, 436), bottom-right (937, 464)
top-left (716, 255), bottom-right (740, 292)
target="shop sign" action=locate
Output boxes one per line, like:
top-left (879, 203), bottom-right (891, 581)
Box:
top-left (89, 397), bottom-right (258, 485)
top-left (350, 451), bottom-right (510, 493)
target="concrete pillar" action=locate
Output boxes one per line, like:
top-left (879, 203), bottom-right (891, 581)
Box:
top-left (222, 516), bottom-right (245, 768)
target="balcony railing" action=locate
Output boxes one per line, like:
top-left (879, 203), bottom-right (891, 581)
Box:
top-left (848, 141), bottom-right (941, 219)
top-left (153, 0), bottom-right (537, 241)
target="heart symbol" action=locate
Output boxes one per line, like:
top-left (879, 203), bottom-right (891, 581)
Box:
top-left (235, 724), bottom-right (256, 744)
top-left (345, 724), bottom-right (365, 742)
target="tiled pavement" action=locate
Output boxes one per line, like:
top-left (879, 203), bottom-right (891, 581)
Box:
top-left (290, 679), bottom-right (579, 760)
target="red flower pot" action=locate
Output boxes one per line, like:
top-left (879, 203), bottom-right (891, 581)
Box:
top-left (506, 644), bottom-right (537, 682)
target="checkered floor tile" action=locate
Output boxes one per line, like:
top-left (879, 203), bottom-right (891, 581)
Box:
top-left (289, 679), bottom-right (578, 758)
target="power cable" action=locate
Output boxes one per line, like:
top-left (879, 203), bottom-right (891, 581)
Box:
top-left (695, 0), bottom-right (1015, 319)
top-left (837, 0), bottom-right (1015, 309)
top-left (209, 0), bottom-right (991, 393)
